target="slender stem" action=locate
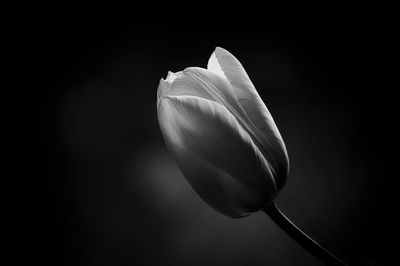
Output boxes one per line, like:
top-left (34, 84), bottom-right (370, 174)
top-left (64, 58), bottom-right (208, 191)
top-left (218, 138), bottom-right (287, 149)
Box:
top-left (264, 202), bottom-right (347, 266)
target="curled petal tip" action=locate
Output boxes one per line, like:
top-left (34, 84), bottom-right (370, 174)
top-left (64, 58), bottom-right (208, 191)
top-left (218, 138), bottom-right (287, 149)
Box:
top-left (165, 71), bottom-right (180, 84)
top-left (207, 52), bottom-right (228, 80)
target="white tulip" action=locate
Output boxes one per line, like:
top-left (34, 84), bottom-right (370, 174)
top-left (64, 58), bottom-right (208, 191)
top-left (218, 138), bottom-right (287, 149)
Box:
top-left (157, 47), bottom-right (289, 218)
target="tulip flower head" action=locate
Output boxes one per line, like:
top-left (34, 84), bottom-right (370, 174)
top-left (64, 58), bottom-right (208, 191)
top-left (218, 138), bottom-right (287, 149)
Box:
top-left (157, 47), bottom-right (289, 218)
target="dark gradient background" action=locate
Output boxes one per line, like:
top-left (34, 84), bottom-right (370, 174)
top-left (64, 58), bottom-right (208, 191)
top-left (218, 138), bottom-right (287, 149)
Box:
top-left (40, 16), bottom-right (393, 266)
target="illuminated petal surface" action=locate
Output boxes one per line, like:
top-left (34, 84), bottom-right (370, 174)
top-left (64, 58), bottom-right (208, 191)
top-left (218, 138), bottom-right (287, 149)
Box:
top-left (208, 47), bottom-right (289, 190)
top-left (157, 94), bottom-right (277, 217)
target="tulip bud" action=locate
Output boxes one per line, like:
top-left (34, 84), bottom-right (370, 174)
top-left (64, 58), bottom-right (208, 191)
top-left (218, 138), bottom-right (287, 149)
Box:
top-left (157, 47), bottom-right (289, 218)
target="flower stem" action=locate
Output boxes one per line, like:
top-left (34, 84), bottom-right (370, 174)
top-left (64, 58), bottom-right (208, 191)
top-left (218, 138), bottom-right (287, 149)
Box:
top-left (264, 202), bottom-right (347, 266)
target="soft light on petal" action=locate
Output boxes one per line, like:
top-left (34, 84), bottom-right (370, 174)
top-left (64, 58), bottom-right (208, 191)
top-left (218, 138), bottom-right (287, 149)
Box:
top-left (159, 67), bottom-right (250, 132)
top-left (207, 52), bottom-right (228, 80)
top-left (208, 47), bottom-right (289, 190)
top-left (157, 94), bottom-right (277, 217)
top-left (158, 70), bottom-right (212, 101)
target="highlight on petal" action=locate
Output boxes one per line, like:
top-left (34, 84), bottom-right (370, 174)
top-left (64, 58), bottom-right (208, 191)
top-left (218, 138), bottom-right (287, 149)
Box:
top-left (207, 52), bottom-right (228, 80)
top-left (158, 70), bottom-right (211, 103)
top-left (157, 95), bottom-right (277, 217)
top-left (208, 47), bottom-right (289, 190)
top-left (158, 67), bottom-right (249, 130)
top-left (182, 67), bottom-right (243, 115)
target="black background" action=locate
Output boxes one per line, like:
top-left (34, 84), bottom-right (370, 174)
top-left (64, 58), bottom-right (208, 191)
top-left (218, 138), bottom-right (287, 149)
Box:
top-left (37, 10), bottom-right (394, 266)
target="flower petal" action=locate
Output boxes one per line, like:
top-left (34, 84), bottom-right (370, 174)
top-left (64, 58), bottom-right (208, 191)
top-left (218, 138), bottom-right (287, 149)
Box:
top-left (157, 95), bottom-right (277, 217)
top-left (158, 70), bottom-right (213, 102)
top-left (208, 47), bottom-right (289, 190)
top-left (182, 67), bottom-right (245, 115)
top-left (158, 67), bottom-right (243, 115)
top-left (158, 67), bottom-right (254, 145)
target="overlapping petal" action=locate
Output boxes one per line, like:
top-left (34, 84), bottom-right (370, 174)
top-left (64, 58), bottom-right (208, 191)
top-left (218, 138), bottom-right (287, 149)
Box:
top-left (157, 95), bottom-right (277, 217)
top-left (207, 47), bottom-right (289, 190)
top-left (158, 67), bottom-right (243, 115)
